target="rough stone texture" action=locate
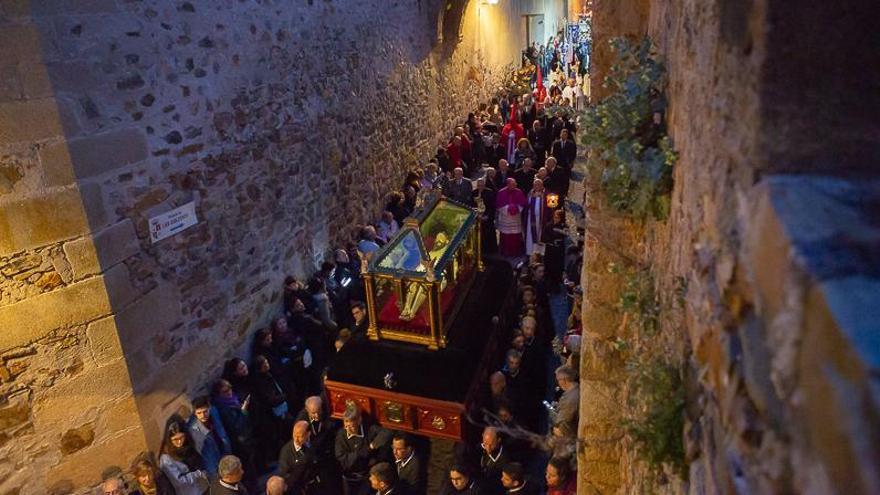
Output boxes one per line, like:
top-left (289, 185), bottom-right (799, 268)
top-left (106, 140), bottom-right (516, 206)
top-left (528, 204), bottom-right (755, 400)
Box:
top-left (0, 0), bottom-right (522, 492)
top-left (581, 0), bottom-right (880, 493)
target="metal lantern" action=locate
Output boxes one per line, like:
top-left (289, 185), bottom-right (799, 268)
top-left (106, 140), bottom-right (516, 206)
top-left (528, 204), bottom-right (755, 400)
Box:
top-left (546, 193), bottom-right (560, 209)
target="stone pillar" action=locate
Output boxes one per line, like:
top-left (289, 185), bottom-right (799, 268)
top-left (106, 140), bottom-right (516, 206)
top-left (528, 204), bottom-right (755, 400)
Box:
top-left (0, 9), bottom-right (148, 494)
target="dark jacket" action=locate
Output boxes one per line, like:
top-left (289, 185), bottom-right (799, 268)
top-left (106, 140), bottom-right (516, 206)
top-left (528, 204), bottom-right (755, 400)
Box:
top-left (209, 479), bottom-right (249, 495)
top-left (551, 139), bottom-right (577, 170)
top-left (396, 453), bottom-right (424, 494)
top-left (334, 423), bottom-right (392, 478)
top-left (278, 441), bottom-right (319, 493)
top-left (295, 409), bottom-right (336, 459)
top-left (479, 446), bottom-right (509, 494)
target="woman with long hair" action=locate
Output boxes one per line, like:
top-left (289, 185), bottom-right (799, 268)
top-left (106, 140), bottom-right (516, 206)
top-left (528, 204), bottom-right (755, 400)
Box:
top-left (131, 451), bottom-right (177, 495)
top-left (158, 416), bottom-right (208, 495)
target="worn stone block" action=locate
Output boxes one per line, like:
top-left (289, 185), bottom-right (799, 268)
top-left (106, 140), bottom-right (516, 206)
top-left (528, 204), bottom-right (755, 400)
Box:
top-left (102, 262), bottom-right (140, 310)
top-left (45, 426), bottom-right (146, 490)
top-left (31, 0), bottom-right (119, 16)
top-left (70, 128), bottom-right (149, 179)
top-left (0, 275), bottom-right (111, 351)
top-left (0, 393), bottom-right (30, 431)
top-left (0, 63), bottom-right (21, 101)
top-left (63, 219), bottom-right (140, 280)
top-left (0, 187), bottom-right (90, 256)
top-left (115, 283), bottom-right (181, 355)
top-left (85, 315), bottom-right (123, 367)
top-left (18, 62), bottom-right (53, 99)
top-left (33, 359), bottom-right (134, 428)
top-left (0, 24), bottom-right (45, 63)
top-left (38, 140), bottom-right (75, 187)
top-left (0, 98), bottom-right (64, 143)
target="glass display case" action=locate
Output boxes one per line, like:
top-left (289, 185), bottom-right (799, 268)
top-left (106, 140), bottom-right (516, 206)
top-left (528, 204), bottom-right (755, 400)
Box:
top-left (363, 196), bottom-right (483, 349)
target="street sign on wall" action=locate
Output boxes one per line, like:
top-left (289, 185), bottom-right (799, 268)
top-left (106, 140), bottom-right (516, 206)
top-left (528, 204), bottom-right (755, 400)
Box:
top-left (149, 201), bottom-right (199, 243)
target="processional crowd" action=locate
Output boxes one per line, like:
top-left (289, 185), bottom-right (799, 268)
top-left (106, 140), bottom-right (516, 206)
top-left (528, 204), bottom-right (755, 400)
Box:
top-left (99, 87), bottom-right (583, 495)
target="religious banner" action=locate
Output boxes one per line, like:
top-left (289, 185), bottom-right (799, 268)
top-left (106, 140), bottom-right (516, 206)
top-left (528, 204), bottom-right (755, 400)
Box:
top-left (149, 201), bottom-right (199, 243)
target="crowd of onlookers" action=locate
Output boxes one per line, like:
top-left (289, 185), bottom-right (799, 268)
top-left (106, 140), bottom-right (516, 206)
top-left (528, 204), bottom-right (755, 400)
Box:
top-left (98, 87), bottom-right (583, 495)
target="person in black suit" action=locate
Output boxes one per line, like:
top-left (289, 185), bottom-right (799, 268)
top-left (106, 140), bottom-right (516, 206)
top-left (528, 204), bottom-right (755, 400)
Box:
top-left (542, 157), bottom-right (569, 198)
top-left (392, 433), bottom-right (424, 494)
top-left (444, 167), bottom-right (475, 206)
top-left (278, 421), bottom-right (319, 494)
top-left (550, 129), bottom-right (577, 172)
top-left (479, 427), bottom-right (509, 495)
top-left (210, 455), bottom-right (250, 495)
top-left (296, 396), bottom-right (343, 494)
top-left (335, 407), bottom-right (392, 495)
top-left (526, 120), bottom-right (548, 168)
top-left (493, 160), bottom-right (513, 191)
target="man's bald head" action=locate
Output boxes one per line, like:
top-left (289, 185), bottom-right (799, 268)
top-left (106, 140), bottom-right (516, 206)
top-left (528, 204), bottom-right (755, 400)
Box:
top-left (266, 475), bottom-right (286, 495)
top-left (292, 420), bottom-right (310, 446)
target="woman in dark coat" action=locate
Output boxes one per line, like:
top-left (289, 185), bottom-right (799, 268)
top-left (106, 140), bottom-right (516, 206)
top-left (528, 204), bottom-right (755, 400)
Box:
top-left (131, 451), bottom-right (178, 495)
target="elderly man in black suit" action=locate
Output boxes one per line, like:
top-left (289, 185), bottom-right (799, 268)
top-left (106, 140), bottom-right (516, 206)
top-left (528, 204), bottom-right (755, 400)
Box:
top-left (445, 167), bottom-right (474, 206)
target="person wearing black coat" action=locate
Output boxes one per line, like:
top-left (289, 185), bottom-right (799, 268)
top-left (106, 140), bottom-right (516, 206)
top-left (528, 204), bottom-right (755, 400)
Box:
top-left (131, 452), bottom-right (179, 495)
top-left (473, 178), bottom-right (497, 255)
top-left (278, 421), bottom-right (320, 495)
top-left (479, 428), bottom-right (509, 495)
top-left (392, 433), bottom-right (424, 495)
top-left (335, 408), bottom-right (392, 495)
top-left (550, 129), bottom-right (578, 172)
top-left (296, 396), bottom-right (343, 494)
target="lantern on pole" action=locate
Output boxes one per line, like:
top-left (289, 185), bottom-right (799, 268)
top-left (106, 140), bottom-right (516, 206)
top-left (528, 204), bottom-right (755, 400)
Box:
top-left (546, 193), bottom-right (560, 209)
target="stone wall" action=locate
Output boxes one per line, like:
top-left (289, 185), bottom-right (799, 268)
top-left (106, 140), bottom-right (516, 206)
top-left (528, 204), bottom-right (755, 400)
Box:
top-left (580, 0), bottom-right (880, 493)
top-left (0, 0), bottom-right (515, 492)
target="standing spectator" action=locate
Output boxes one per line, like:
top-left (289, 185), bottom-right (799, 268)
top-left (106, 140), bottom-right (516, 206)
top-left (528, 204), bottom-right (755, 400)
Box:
top-left (545, 457), bottom-right (576, 495)
top-left (159, 416), bottom-right (209, 495)
top-left (376, 210), bottom-right (400, 243)
top-left (188, 396), bottom-right (232, 479)
top-left (211, 380), bottom-right (257, 487)
top-left (553, 366), bottom-right (580, 439)
top-left (130, 452), bottom-right (177, 495)
top-left (210, 455), bottom-right (248, 495)
top-left (357, 226), bottom-right (381, 257)
top-left (445, 167), bottom-right (474, 206)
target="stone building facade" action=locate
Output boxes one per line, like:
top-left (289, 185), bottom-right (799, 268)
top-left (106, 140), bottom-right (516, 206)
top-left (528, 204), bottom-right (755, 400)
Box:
top-left (579, 0), bottom-right (880, 493)
top-left (0, 0), bottom-right (541, 492)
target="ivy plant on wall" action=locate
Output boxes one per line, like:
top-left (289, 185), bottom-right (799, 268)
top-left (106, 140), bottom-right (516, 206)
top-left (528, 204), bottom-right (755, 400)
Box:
top-left (580, 37), bottom-right (677, 221)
